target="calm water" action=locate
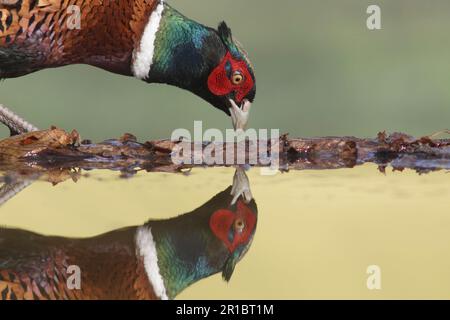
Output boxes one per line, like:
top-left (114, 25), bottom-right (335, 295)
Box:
top-left (1, 164), bottom-right (449, 299)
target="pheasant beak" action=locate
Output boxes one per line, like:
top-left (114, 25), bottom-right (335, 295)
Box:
top-left (229, 99), bottom-right (251, 131)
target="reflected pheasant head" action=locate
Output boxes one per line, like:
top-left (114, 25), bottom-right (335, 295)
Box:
top-left (146, 175), bottom-right (258, 298)
top-left (209, 199), bottom-right (257, 281)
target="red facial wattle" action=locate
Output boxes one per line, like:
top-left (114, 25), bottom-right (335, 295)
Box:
top-left (209, 200), bottom-right (257, 253)
top-left (207, 52), bottom-right (254, 103)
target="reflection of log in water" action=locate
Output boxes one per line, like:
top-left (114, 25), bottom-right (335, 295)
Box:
top-left (0, 172), bottom-right (258, 300)
top-left (0, 127), bottom-right (448, 174)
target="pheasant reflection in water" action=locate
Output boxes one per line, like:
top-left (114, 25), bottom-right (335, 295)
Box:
top-left (0, 167), bottom-right (257, 300)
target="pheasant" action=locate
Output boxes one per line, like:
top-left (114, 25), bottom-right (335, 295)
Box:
top-left (0, 0), bottom-right (256, 134)
top-left (0, 182), bottom-right (258, 300)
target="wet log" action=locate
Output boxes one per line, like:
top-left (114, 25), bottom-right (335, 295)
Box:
top-left (0, 127), bottom-right (449, 178)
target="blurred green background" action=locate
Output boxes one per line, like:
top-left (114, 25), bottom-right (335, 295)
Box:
top-left (1, 0), bottom-right (449, 141)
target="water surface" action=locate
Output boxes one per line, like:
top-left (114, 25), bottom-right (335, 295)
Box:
top-left (1, 165), bottom-right (450, 299)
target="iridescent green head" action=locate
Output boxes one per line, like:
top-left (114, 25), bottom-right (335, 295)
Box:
top-left (149, 186), bottom-right (258, 299)
top-left (139, 2), bottom-right (256, 129)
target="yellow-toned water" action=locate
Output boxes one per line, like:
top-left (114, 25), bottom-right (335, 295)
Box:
top-left (1, 164), bottom-right (450, 299)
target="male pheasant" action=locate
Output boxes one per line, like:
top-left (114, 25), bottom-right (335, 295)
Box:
top-left (0, 185), bottom-right (258, 300)
top-left (0, 0), bottom-right (256, 133)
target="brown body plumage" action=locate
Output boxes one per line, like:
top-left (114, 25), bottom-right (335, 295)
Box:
top-left (0, 0), bottom-right (157, 77)
top-left (0, 227), bottom-right (157, 300)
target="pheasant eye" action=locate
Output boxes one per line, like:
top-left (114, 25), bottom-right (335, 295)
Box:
top-left (234, 219), bottom-right (245, 233)
top-left (231, 71), bottom-right (244, 85)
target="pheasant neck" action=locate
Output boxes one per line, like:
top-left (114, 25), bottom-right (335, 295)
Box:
top-left (141, 215), bottom-right (229, 299)
top-left (135, 3), bottom-right (227, 90)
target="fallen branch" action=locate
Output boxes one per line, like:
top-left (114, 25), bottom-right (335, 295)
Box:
top-left (0, 127), bottom-right (448, 178)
